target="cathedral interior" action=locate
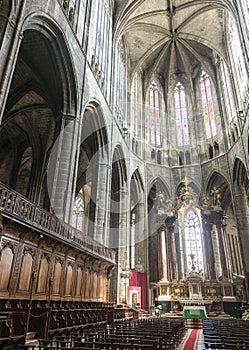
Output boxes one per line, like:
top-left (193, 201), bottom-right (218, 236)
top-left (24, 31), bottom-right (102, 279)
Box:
top-left (0, 0), bottom-right (249, 349)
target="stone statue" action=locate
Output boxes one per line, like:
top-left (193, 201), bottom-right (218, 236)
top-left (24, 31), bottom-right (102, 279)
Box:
top-left (155, 191), bottom-right (166, 212)
top-left (201, 193), bottom-right (212, 209)
top-left (211, 186), bottom-right (221, 206)
top-left (164, 199), bottom-right (175, 216)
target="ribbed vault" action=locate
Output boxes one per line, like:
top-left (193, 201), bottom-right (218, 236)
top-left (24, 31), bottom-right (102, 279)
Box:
top-left (114, 0), bottom-right (235, 85)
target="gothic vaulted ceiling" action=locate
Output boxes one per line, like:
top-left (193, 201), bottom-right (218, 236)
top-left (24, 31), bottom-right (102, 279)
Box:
top-left (114, 0), bottom-right (233, 83)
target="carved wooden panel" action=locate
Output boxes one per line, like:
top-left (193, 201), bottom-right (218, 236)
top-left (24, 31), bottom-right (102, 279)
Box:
top-left (98, 274), bottom-right (104, 300)
top-left (100, 273), bottom-right (107, 300)
top-left (52, 262), bottom-right (62, 295)
top-left (0, 247), bottom-right (14, 290)
top-left (82, 269), bottom-right (86, 298)
top-left (93, 272), bottom-right (97, 298)
top-left (18, 252), bottom-right (33, 291)
top-left (75, 267), bottom-right (82, 297)
top-left (37, 258), bottom-right (49, 293)
top-left (85, 269), bottom-right (91, 297)
top-left (65, 265), bottom-right (73, 296)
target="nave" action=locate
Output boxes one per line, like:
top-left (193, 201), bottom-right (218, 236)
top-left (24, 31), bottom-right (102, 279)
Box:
top-left (14, 317), bottom-right (186, 350)
top-left (8, 316), bottom-right (249, 350)
top-left (0, 1), bottom-right (249, 350)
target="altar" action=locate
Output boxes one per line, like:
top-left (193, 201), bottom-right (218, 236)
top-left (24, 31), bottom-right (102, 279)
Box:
top-left (183, 306), bottom-right (207, 319)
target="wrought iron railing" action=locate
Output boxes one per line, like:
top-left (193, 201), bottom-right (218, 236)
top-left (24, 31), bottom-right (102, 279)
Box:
top-left (0, 183), bottom-right (115, 263)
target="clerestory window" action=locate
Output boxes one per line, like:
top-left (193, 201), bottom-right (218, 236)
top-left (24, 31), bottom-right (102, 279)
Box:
top-left (149, 82), bottom-right (161, 147)
top-left (220, 59), bottom-right (236, 123)
top-left (200, 71), bottom-right (217, 139)
top-left (174, 82), bottom-right (189, 147)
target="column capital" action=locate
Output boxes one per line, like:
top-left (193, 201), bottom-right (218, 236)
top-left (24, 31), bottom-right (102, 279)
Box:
top-left (62, 113), bottom-right (77, 121)
top-left (165, 214), bottom-right (176, 231)
top-left (202, 207), bottom-right (223, 224)
top-left (99, 162), bottom-right (111, 169)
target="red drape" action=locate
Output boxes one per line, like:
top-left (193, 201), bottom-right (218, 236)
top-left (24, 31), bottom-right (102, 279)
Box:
top-left (129, 270), bottom-right (147, 309)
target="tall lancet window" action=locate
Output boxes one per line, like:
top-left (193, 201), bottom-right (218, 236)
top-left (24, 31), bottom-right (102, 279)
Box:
top-left (184, 209), bottom-right (204, 273)
top-left (200, 71), bottom-right (217, 139)
top-left (72, 189), bottom-right (84, 231)
top-left (94, 0), bottom-right (110, 91)
top-left (174, 82), bottom-right (189, 147)
top-left (227, 15), bottom-right (247, 101)
top-left (115, 40), bottom-right (126, 119)
top-left (220, 59), bottom-right (236, 123)
top-left (149, 82), bottom-right (161, 146)
top-left (131, 76), bottom-right (138, 137)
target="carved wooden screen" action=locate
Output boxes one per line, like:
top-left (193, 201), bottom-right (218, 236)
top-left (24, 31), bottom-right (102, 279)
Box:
top-left (37, 258), bottom-right (49, 293)
top-left (18, 252), bottom-right (33, 291)
top-left (75, 267), bottom-right (83, 296)
top-left (0, 247), bottom-right (14, 290)
top-left (52, 261), bottom-right (62, 295)
top-left (65, 264), bottom-right (73, 296)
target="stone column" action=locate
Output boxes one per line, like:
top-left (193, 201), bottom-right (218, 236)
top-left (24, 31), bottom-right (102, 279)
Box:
top-left (49, 114), bottom-right (78, 222)
top-left (234, 185), bottom-right (249, 277)
top-left (135, 202), bottom-right (146, 271)
top-left (221, 218), bottom-right (233, 280)
top-left (161, 229), bottom-right (168, 281)
top-left (94, 161), bottom-right (111, 244)
top-left (165, 215), bottom-right (177, 281)
top-left (0, 3), bottom-right (26, 124)
top-left (216, 220), bottom-right (229, 279)
top-left (117, 187), bottom-right (129, 304)
top-left (202, 210), bottom-right (216, 280)
top-left (119, 187), bottom-right (129, 249)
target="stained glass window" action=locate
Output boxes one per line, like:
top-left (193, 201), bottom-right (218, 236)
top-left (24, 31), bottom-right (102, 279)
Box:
top-left (200, 71), bottom-right (217, 139)
top-left (94, 0), bottom-right (110, 91)
top-left (243, 0), bottom-right (249, 30)
top-left (149, 83), bottom-right (161, 146)
top-left (184, 210), bottom-right (204, 273)
top-left (72, 189), bottom-right (84, 231)
top-left (115, 40), bottom-right (125, 119)
top-left (131, 77), bottom-right (138, 136)
top-left (220, 59), bottom-right (236, 123)
top-left (174, 82), bottom-right (189, 147)
top-left (227, 15), bottom-right (247, 100)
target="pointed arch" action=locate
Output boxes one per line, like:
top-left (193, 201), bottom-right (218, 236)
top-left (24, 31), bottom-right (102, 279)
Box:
top-left (22, 14), bottom-right (78, 114)
top-left (205, 170), bottom-right (231, 210)
top-left (109, 145), bottom-right (128, 246)
top-left (73, 101), bottom-right (109, 235)
top-left (233, 158), bottom-right (249, 187)
top-left (130, 167), bottom-right (145, 211)
top-left (0, 14), bottom-right (79, 211)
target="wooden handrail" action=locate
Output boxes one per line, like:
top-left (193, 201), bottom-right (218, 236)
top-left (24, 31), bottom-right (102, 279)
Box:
top-left (0, 182), bottom-right (116, 262)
